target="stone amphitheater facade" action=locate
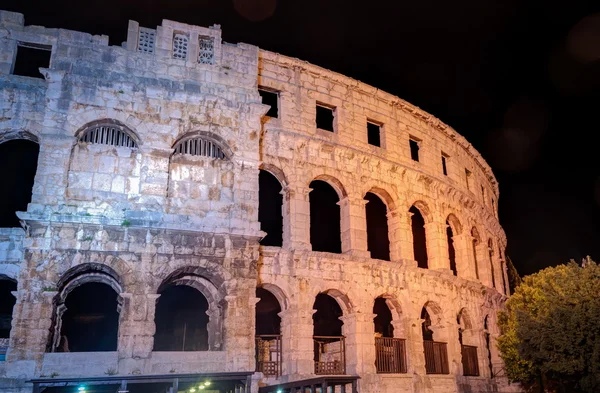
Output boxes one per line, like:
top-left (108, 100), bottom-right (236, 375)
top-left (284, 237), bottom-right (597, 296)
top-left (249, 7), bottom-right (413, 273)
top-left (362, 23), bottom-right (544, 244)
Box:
top-left (0, 10), bottom-right (520, 393)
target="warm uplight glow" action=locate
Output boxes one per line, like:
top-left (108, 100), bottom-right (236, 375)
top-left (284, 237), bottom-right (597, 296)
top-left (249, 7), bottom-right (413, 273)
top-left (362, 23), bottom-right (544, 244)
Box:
top-left (204, 381), bottom-right (211, 386)
top-left (190, 388), bottom-right (196, 392)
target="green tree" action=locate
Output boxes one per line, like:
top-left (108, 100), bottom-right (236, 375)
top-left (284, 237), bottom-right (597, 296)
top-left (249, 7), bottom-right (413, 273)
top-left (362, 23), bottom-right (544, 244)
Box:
top-left (497, 257), bottom-right (600, 393)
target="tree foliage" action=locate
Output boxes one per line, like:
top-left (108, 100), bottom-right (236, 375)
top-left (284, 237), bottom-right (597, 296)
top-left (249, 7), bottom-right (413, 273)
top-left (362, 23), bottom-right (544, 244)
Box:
top-left (497, 257), bottom-right (600, 393)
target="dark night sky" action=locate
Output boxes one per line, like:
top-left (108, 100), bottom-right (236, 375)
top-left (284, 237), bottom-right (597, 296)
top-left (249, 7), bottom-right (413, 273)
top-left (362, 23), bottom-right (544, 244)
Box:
top-left (5, 0), bottom-right (600, 275)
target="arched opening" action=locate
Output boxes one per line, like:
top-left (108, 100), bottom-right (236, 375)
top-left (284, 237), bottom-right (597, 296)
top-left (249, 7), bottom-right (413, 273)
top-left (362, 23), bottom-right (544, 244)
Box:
top-left (471, 227), bottom-right (480, 279)
top-left (458, 309), bottom-right (480, 376)
top-left (255, 287), bottom-right (282, 376)
top-left (446, 220), bottom-right (457, 275)
top-left (499, 247), bottom-right (508, 295)
top-left (313, 293), bottom-right (344, 374)
top-left (0, 139), bottom-right (39, 227)
top-left (0, 278), bottom-right (16, 360)
top-left (374, 297), bottom-right (406, 373)
top-left (488, 239), bottom-right (496, 288)
top-left (258, 170), bottom-right (283, 247)
top-left (410, 205), bottom-right (428, 268)
top-left (309, 180), bottom-right (341, 253)
top-left (154, 285), bottom-right (209, 351)
top-left (365, 193), bottom-right (390, 261)
top-left (57, 282), bottom-right (119, 352)
top-left (421, 305), bottom-right (449, 374)
top-left (484, 316), bottom-right (493, 377)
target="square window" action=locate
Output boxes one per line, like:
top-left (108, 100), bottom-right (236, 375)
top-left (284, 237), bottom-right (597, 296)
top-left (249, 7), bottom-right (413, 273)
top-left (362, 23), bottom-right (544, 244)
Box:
top-left (409, 138), bottom-right (420, 162)
top-left (465, 169), bottom-right (472, 190)
top-left (259, 88), bottom-right (279, 118)
top-left (316, 103), bottom-right (335, 132)
top-left (367, 121), bottom-right (381, 147)
top-left (13, 43), bottom-right (51, 79)
top-left (441, 153), bottom-right (449, 176)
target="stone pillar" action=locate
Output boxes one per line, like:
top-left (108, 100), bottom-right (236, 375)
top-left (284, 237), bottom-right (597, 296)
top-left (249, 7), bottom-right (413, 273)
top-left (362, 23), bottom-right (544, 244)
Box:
top-left (400, 211), bottom-right (417, 265)
top-left (446, 323), bottom-right (462, 376)
top-left (341, 312), bottom-right (376, 376)
top-left (30, 134), bottom-right (73, 207)
top-left (279, 306), bottom-right (315, 377)
top-left (287, 183), bottom-right (311, 251)
top-left (424, 219), bottom-right (449, 271)
top-left (117, 293), bottom-right (160, 373)
top-left (408, 315), bottom-right (427, 375)
top-left (281, 186), bottom-right (292, 249)
top-left (339, 196), bottom-right (370, 257)
top-left (387, 208), bottom-right (404, 262)
top-left (452, 233), bottom-right (472, 279)
top-left (223, 285), bottom-right (257, 372)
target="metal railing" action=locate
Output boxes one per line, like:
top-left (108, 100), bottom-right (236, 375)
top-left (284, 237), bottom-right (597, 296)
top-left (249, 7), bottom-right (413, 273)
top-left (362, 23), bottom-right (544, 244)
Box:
top-left (423, 340), bottom-right (449, 374)
top-left (256, 335), bottom-right (282, 377)
top-left (461, 345), bottom-right (480, 376)
top-left (375, 337), bottom-right (407, 374)
top-left (0, 338), bottom-right (8, 361)
top-left (314, 336), bottom-right (345, 375)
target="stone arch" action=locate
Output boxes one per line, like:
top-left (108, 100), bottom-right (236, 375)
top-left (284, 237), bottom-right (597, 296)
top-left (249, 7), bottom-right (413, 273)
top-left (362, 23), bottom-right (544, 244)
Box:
top-left (259, 163), bottom-right (289, 189)
top-left (258, 283), bottom-right (289, 311)
top-left (487, 238), bottom-right (497, 289)
top-left (50, 263), bottom-right (124, 353)
top-left (408, 199), bottom-right (432, 224)
top-left (364, 191), bottom-right (391, 261)
top-left (320, 288), bottom-right (354, 316)
top-left (457, 307), bottom-right (473, 330)
top-left (445, 213), bottom-right (463, 235)
top-left (171, 130), bottom-right (233, 160)
top-left (363, 187), bottom-right (397, 211)
top-left (0, 275), bottom-right (17, 340)
top-left (311, 174), bottom-right (348, 199)
top-left (374, 294), bottom-right (405, 339)
top-left (73, 119), bottom-right (141, 148)
top-left (421, 300), bottom-right (450, 374)
top-left (154, 266), bottom-right (224, 351)
top-left (309, 178), bottom-right (343, 254)
top-left (409, 202), bottom-right (430, 269)
top-left (154, 263), bottom-right (228, 294)
top-left (0, 130), bottom-right (39, 145)
top-left (66, 110), bottom-right (148, 145)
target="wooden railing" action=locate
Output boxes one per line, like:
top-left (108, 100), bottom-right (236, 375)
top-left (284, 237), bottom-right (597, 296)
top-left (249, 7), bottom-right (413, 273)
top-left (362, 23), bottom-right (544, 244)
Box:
top-left (423, 340), bottom-right (449, 374)
top-left (375, 337), bottom-right (407, 374)
top-left (461, 345), bottom-right (480, 376)
top-left (314, 336), bottom-right (345, 375)
top-left (256, 335), bottom-right (282, 377)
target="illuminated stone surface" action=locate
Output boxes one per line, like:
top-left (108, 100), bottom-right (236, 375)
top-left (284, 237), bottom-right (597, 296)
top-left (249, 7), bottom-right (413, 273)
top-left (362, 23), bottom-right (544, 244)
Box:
top-left (0, 10), bottom-right (520, 393)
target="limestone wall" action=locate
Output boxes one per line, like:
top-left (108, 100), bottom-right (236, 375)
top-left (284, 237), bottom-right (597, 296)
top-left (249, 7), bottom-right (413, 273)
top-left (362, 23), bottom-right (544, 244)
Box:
top-left (0, 9), bottom-right (518, 393)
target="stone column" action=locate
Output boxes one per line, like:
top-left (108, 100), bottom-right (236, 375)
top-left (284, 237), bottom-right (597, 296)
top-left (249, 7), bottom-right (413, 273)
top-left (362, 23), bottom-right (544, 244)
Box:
top-left (424, 219), bottom-right (449, 271)
top-left (280, 186), bottom-right (292, 249)
top-left (446, 323), bottom-right (462, 376)
top-left (452, 233), bottom-right (472, 279)
top-left (287, 183), bottom-right (311, 251)
top-left (30, 134), bottom-right (73, 207)
top-left (279, 306), bottom-right (315, 377)
top-left (339, 196), bottom-right (370, 257)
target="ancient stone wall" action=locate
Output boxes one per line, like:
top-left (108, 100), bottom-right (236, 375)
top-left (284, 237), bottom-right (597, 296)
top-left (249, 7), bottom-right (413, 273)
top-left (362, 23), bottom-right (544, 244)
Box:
top-left (0, 9), bottom-right (518, 393)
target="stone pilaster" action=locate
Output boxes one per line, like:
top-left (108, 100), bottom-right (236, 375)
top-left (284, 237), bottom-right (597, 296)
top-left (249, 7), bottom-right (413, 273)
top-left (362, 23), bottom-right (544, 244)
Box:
top-left (452, 233), bottom-right (472, 279)
top-left (387, 208), bottom-right (404, 262)
top-left (339, 196), bottom-right (370, 257)
top-left (424, 219), bottom-right (448, 271)
top-left (223, 283), bottom-right (258, 372)
top-left (279, 306), bottom-right (315, 377)
top-left (341, 312), bottom-right (377, 376)
top-left (287, 183), bottom-right (311, 251)
top-left (401, 210), bottom-right (417, 264)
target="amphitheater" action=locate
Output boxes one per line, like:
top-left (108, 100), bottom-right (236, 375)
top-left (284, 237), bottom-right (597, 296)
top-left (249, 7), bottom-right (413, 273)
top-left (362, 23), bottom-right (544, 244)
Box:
top-left (0, 10), bottom-right (519, 393)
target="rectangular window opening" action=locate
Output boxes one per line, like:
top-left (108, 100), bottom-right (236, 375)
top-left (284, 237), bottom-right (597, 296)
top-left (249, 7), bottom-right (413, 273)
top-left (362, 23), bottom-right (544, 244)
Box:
top-left (465, 169), bottom-right (472, 190)
top-left (13, 43), bottom-right (51, 79)
top-left (316, 103), bottom-right (335, 132)
top-left (409, 138), bottom-right (420, 162)
top-left (259, 88), bottom-right (279, 118)
top-left (481, 185), bottom-right (486, 202)
top-left (367, 120), bottom-right (381, 147)
top-left (441, 153), bottom-right (449, 176)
